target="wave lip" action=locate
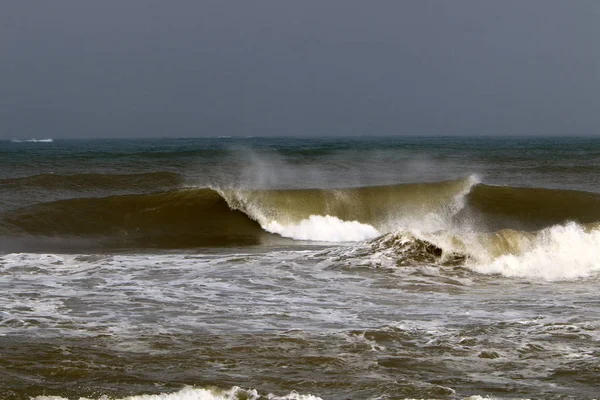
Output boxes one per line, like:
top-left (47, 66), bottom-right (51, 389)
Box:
top-left (221, 176), bottom-right (478, 242)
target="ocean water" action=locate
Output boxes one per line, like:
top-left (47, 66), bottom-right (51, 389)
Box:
top-left (0, 136), bottom-right (599, 400)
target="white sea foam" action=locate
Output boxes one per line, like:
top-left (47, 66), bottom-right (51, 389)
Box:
top-left (31, 386), bottom-right (323, 400)
top-left (30, 386), bottom-right (529, 400)
top-left (351, 219), bottom-right (600, 281)
top-left (467, 222), bottom-right (600, 281)
top-left (11, 138), bottom-right (53, 143)
top-left (265, 215), bottom-right (380, 242)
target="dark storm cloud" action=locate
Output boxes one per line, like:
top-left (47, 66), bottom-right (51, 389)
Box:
top-left (1, 1), bottom-right (599, 138)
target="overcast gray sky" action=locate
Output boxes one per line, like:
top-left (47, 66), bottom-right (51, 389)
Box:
top-left (1, 1), bottom-right (599, 138)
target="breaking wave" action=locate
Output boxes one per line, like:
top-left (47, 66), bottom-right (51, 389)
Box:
top-left (1, 173), bottom-right (600, 275)
top-left (221, 176), bottom-right (478, 236)
top-left (0, 177), bottom-right (476, 248)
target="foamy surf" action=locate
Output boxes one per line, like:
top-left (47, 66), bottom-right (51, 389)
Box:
top-left (357, 221), bottom-right (600, 281)
top-left (30, 386), bottom-right (322, 400)
top-left (468, 222), bottom-right (600, 281)
top-left (30, 386), bottom-right (528, 400)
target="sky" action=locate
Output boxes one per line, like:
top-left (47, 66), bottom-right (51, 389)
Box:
top-left (1, 1), bottom-right (599, 138)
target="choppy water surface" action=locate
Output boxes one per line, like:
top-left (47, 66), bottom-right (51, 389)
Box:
top-left (1, 137), bottom-right (599, 399)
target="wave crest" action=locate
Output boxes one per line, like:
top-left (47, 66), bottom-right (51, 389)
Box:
top-left (221, 176), bottom-right (478, 240)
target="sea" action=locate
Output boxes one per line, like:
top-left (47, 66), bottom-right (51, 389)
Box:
top-left (0, 136), bottom-right (599, 400)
